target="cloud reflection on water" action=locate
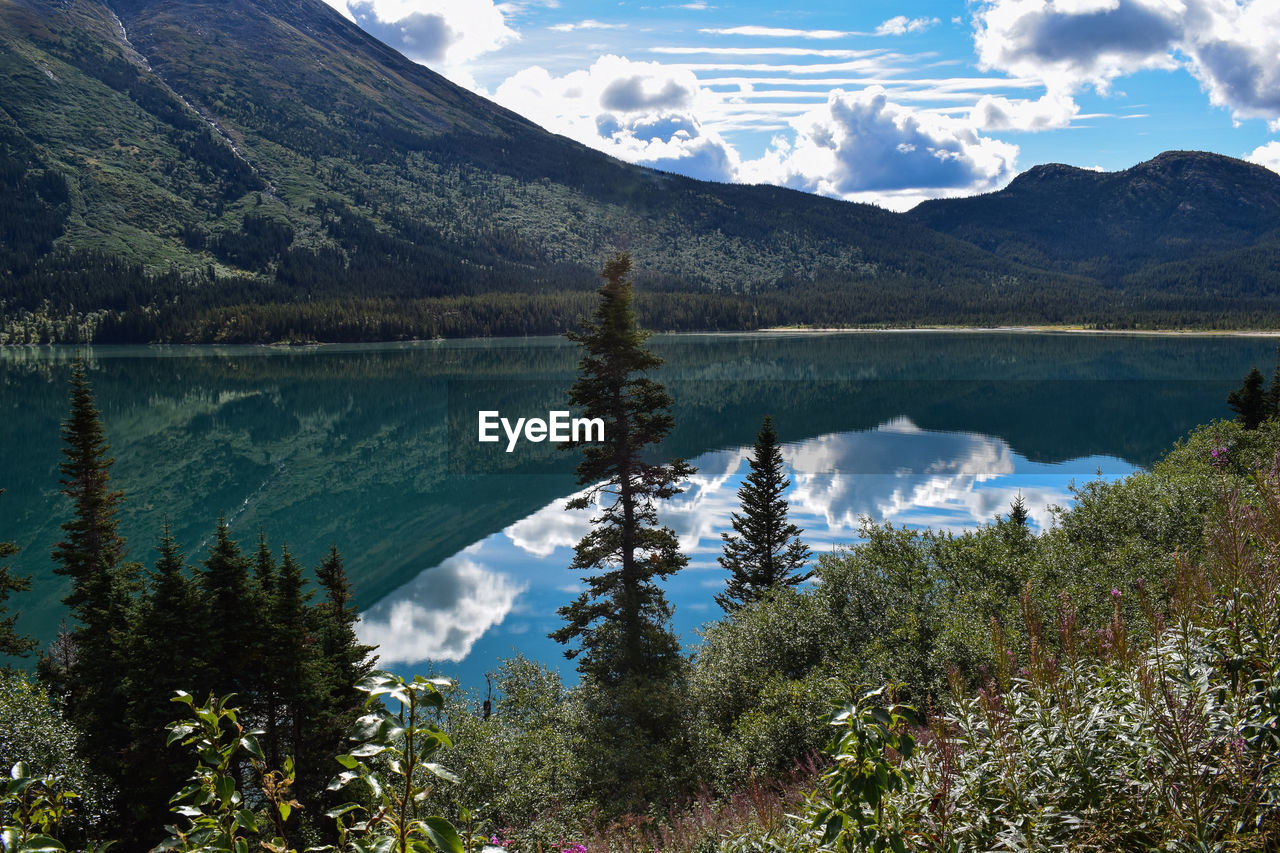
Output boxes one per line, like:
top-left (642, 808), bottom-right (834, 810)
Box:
top-left (361, 419), bottom-right (1131, 672)
top-left (359, 555), bottom-right (526, 665)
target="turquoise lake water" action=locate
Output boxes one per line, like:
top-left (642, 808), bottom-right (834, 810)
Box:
top-left (1, 331), bottom-right (1274, 689)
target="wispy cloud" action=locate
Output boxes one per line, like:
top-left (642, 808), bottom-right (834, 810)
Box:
top-left (875, 16), bottom-right (940, 36)
top-left (699, 26), bottom-right (861, 39)
top-left (549, 19), bottom-right (625, 32)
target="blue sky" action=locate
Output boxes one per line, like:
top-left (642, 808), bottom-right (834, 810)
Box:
top-left (320, 0), bottom-right (1280, 209)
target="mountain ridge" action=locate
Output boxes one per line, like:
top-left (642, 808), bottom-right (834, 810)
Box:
top-left (2, 0), bottom-right (1279, 341)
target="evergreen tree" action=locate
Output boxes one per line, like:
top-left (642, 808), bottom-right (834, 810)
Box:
top-left (1008, 493), bottom-right (1030, 528)
top-left (267, 544), bottom-right (314, 773)
top-left (717, 416), bottom-right (811, 611)
top-left (551, 252), bottom-right (695, 687)
top-left (549, 253), bottom-right (695, 805)
top-left (49, 358), bottom-right (137, 781)
top-left (124, 520), bottom-right (205, 837)
top-left (1227, 365), bottom-right (1269, 430)
top-left (199, 517), bottom-right (256, 699)
top-left (0, 489), bottom-right (36, 662)
top-left (309, 545), bottom-right (376, 793)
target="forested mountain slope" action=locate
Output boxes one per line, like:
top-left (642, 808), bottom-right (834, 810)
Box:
top-left (2, 0), bottom-right (1279, 340)
top-left (909, 151), bottom-right (1280, 283)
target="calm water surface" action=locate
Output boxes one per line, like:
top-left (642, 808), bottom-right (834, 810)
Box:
top-left (1, 332), bottom-right (1272, 688)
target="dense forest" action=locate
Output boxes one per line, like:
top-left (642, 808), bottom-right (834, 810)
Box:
top-left (3, 258), bottom-right (1280, 852)
top-left (5, 0), bottom-right (1280, 343)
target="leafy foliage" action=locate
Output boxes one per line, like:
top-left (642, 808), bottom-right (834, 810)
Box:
top-left (327, 673), bottom-right (463, 853)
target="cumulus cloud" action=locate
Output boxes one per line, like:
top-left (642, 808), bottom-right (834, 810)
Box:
top-left (739, 86), bottom-right (1019, 208)
top-left (974, 0), bottom-right (1280, 123)
top-left (359, 556), bottom-right (526, 664)
top-left (782, 419), bottom-right (1065, 532)
top-left (325, 0), bottom-right (517, 66)
top-left (1246, 141), bottom-right (1280, 174)
top-left (494, 55), bottom-right (740, 181)
top-left (876, 16), bottom-right (940, 36)
top-left (971, 91), bottom-right (1080, 131)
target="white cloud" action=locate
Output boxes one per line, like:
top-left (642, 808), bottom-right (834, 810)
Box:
top-left (876, 16), bottom-right (940, 36)
top-left (549, 19), bottom-right (624, 32)
top-left (738, 86), bottom-right (1019, 209)
top-left (699, 26), bottom-right (857, 39)
top-left (494, 55), bottom-right (741, 181)
top-left (971, 91), bottom-right (1080, 131)
top-left (974, 0), bottom-right (1182, 92)
top-left (974, 0), bottom-right (1280, 124)
top-left (505, 488), bottom-right (593, 557)
top-left (358, 556), bottom-right (526, 664)
top-left (1246, 140), bottom-right (1280, 174)
top-left (322, 0), bottom-right (517, 67)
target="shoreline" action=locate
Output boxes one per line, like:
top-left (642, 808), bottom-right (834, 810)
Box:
top-left (754, 325), bottom-right (1280, 337)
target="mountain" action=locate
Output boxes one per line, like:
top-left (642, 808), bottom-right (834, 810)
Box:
top-left (908, 151), bottom-right (1280, 284)
top-left (1, 0), bottom-right (1279, 341)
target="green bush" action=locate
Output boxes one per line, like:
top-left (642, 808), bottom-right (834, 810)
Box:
top-left (0, 673), bottom-right (111, 842)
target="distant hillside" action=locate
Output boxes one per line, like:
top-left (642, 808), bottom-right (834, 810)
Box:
top-left (2, 0), bottom-right (1280, 341)
top-left (908, 151), bottom-right (1280, 284)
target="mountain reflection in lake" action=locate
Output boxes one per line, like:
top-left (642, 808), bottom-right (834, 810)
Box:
top-left (364, 416), bottom-right (1135, 687)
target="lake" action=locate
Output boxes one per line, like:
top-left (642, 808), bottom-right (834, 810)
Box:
top-left (0, 331), bottom-right (1273, 689)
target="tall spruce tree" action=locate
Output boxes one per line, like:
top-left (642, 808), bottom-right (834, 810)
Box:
top-left (0, 489), bottom-right (36, 662)
top-left (124, 520), bottom-right (205, 837)
top-left (267, 544), bottom-right (314, 774)
top-left (551, 252), bottom-right (695, 688)
top-left (1227, 365), bottom-right (1269, 430)
top-left (549, 253), bottom-right (695, 807)
top-left (199, 517), bottom-right (256, 700)
top-left (310, 545), bottom-right (376, 792)
top-left (49, 358), bottom-right (137, 780)
top-left (716, 416), bottom-right (810, 611)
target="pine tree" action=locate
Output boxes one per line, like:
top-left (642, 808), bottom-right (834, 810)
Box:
top-left (125, 520), bottom-right (205, 836)
top-left (309, 545), bottom-right (376, 793)
top-left (717, 416), bottom-right (810, 611)
top-left (1227, 365), bottom-right (1269, 430)
top-left (268, 544), bottom-right (314, 773)
top-left (0, 489), bottom-right (36, 662)
top-left (1008, 493), bottom-right (1030, 528)
top-left (548, 254), bottom-right (696, 807)
top-left (49, 358), bottom-right (137, 779)
top-left (199, 517), bottom-right (256, 699)
top-left (551, 252), bottom-right (695, 689)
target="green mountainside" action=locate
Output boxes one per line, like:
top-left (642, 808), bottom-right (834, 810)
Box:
top-left (908, 151), bottom-right (1280, 283)
top-left (1, 0), bottom-right (1279, 341)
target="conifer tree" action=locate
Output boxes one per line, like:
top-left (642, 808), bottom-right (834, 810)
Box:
top-left (551, 252), bottom-right (695, 689)
top-left (0, 489), bottom-right (36, 661)
top-left (310, 545), bottom-right (376, 790)
top-left (1227, 365), bottom-right (1269, 430)
top-left (125, 520), bottom-right (204, 836)
top-left (1008, 493), bottom-right (1030, 528)
top-left (199, 517), bottom-right (256, 699)
top-left (717, 416), bottom-right (810, 611)
top-left (268, 544), bottom-right (314, 772)
top-left (49, 358), bottom-right (137, 777)
top-left (549, 254), bottom-right (696, 807)
top-left (314, 545), bottom-right (375, 697)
